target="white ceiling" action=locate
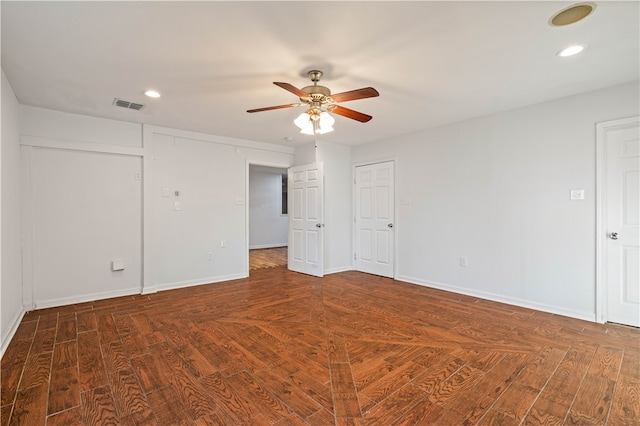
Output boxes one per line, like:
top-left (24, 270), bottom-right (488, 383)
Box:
top-left (2, 1), bottom-right (638, 147)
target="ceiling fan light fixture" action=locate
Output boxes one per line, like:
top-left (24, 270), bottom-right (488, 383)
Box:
top-left (294, 111), bottom-right (335, 135)
top-left (294, 112), bottom-right (312, 129)
top-left (317, 112), bottom-right (335, 134)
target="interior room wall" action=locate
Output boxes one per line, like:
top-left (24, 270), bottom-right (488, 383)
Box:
top-left (293, 142), bottom-right (316, 166)
top-left (317, 141), bottom-right (353, 274)
top-left (352, 81), bottom-right (640, 321)
top-left (1, 71), bottom-right (23, 355)
top-left (20, 106), bottom-right (144, 309)
top-left (144, 126), bottom-right (294, 293)
top-left (27, 149), bottom-right (143, 306)
top-left (21, 105), bottom-right (143, 148)
top-left (249, 165), bottom-right (288, 249)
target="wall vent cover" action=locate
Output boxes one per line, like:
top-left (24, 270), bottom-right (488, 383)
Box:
top-left (113, 98), bottom-right (144, 110)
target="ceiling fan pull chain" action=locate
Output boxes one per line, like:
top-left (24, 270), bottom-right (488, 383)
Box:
top-left (313, 120), bottom-right (319, 148)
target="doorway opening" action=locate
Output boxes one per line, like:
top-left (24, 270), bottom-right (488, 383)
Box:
top-left (248, 164), bottom-right (289, 273)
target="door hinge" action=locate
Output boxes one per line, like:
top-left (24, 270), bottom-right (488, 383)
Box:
top-left (354, 253), bottom-right (357, 260)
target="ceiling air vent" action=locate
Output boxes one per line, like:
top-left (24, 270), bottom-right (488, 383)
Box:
top-left (113, 98), bottom-right (144, 110)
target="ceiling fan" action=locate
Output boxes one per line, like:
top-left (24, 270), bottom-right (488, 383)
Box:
top-left (247, 70), bottom-right (379, 134)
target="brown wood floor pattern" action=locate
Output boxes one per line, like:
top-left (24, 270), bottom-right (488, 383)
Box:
top-left (2, 267), bottom-right (639, 425)
top-left (249, 247), bottom-right (288, 271)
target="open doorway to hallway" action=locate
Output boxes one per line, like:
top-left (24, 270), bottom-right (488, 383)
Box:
top-left (248, 165), bottom-right (289, 273)
top-left (249, 247), bottom-right (288, 270)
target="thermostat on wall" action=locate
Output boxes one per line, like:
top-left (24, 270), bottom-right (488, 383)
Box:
top-left (111, 259), bottom-right (125, 271)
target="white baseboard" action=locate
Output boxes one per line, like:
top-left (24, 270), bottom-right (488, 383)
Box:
top-left (34, 287), bottom-right (142, 310)
top-left (151, 273), bottom-right (248, 293)
top-left (141, 285), bottom-right (157, 295)
top-left (396, 274), bottom-right (596, 323)
top-left (1, 306), bottom-right (26, 359)
top-left (249, 244), bottom-right (287, 250)
top-left (325, 266), bottom-right (353, 275)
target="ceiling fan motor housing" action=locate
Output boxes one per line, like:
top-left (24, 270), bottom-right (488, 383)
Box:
top-left (300, 85), bottom-right (331, 102)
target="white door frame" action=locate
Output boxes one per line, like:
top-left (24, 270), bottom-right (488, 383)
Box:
top-left (245, 160), bottom-right (293, 276)
top-left (352, 158), bottom-right (398, 278)
top-left (595, 116), bottom-right (640, 324)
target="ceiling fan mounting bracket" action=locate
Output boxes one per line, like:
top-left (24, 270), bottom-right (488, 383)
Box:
top-left (308, 70), bottom-right (323, 83)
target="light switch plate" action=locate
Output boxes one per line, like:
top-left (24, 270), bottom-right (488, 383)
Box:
top-left (570, 189), bottom-right (585, 200)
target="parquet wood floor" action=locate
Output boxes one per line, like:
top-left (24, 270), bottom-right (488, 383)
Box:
top-left (249, 247), bottom-right (288, 271)
top-left (2, 267), bottom-right (639, 425)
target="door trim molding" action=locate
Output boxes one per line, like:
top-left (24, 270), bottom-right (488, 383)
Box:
top-left (595, 116), bottom-right (640, 324)
top-left (352, 158), bottom-right (397, 278)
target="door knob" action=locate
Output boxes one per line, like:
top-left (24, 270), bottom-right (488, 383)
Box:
top-left (609, 232), bottom-right (619, 240)
top-left (316, 223), bottom-right (324, 228)
top-left (388, 223), bottom-right (394, 228)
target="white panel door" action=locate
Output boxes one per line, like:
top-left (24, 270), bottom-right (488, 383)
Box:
top-left (604, 118), bottom-right (640, 327)
top-left (355, 161), bottom-right (394, 278)
top-left (288, 163), bottom-right (324, 277)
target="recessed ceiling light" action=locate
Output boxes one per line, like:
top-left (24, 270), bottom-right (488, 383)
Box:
top-left (549, 3), bottom-right (596, 27)
top-left (557, 45), bottom-right (586, 57)
top-left (143, 90), bottom-right (161, 98)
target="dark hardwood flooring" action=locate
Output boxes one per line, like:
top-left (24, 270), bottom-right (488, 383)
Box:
top-left (249, 247), bottom-right (288, 271)
top-left (2, 267), bottom-right (639, 425)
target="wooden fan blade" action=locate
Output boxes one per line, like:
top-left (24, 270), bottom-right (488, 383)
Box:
top-left (247, 103), bottom-right (301, 113)
top-left (330, 87), bottom-right (379, 103)
top-left (329, 105), bottom-right (373, 123)
top-left (273, 82), bottom-right (310, 99)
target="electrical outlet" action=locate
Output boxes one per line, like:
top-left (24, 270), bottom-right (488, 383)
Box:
top-left (459, 257), bottom-right (468, 267)
top-left (207, 252), bottom-right (213, 260)
top-left (220, 240), bottom-right (226, 248)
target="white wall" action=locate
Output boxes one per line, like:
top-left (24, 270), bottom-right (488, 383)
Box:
top-left (20, 106), bottom-right (143, 308)
top-left (294, 142), bottom-right (316, 166)
top-left (21, 106), bottom-right (142, 147)
top-left (27, 149), bottom-right (143, 306)
top-left (352, 81), bottom-right (640, 321)
top-left (317, 141), bottom-right (353, 274)
top-left (249, 165), bottom-right (288, 249)
top-left (1, 71), bottom-right (24, 356)
top-left (143, 126), bottom-right (294, 293)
